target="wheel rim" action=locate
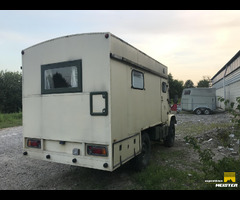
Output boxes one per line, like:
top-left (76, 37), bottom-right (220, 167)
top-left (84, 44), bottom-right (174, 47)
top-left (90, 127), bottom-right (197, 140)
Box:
top-left (204, 109), bottom-right (210, 115)
top-left (196, 109), bottom-right (201, 115)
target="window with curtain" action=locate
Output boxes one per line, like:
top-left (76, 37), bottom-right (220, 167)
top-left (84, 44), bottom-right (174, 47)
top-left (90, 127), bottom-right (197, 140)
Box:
top-left (41, 60), bottom-right (82, 94)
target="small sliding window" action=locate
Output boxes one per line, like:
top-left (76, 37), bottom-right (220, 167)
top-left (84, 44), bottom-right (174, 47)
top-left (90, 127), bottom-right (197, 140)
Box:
top-left (41, 60), bottom-right (82, 94)
top-left (131, 69), bottom-right (144, 90)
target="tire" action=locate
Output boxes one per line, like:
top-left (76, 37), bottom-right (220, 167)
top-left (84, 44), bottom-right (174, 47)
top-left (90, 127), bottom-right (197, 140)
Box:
top-left (195, 108), bottom-right (202, 115)
top-left (204, 109), bottom-right (210, 115)
top-left (164, 122), bottom-right (175, 147)
top-left (133, 132), bottom-right (151, 171)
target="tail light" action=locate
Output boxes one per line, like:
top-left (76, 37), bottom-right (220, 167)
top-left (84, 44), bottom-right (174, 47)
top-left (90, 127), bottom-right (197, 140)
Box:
top-left (26, 138), bottom-right (41, 149)
top-left (87, 145), bottom-right (108, 157)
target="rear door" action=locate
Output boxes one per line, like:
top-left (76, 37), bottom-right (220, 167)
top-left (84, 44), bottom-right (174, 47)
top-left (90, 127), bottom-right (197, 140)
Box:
top-left (161, 79), bottom-right (169, 123)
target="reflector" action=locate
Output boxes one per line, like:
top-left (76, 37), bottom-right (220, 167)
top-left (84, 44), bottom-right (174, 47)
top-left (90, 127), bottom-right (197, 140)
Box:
top-left (87, 145), bottom-right (108, 157)
top-left (27, 138), bottom-right (41, 148)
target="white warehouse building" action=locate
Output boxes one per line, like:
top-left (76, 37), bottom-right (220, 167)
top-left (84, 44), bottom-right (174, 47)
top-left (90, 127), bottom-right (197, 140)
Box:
top-left (211, 50), bottom-right (240, 109)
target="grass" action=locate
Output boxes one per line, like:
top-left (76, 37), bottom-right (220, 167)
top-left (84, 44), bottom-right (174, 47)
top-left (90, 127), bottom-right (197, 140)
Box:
top-left (130, 117), bottom-right (240, 190)
top-left (177, 121), bottom-right (233, 137)
top-left (0, 112), bottom-right (22, 129)
top-left (131, 146), bottom-right (240, 190)
top-left (132, 162), bottom-right (205, 190)
top-left (130, 143), bottom-right (207, 190)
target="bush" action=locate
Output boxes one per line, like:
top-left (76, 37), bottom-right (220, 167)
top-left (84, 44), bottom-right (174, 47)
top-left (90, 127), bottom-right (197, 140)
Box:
top-left (184, 135), bottom-right (240, 183)
top-left (218, 96), bottom-right (240, 128)
top-left (0, 70), bottom-right (22, 113)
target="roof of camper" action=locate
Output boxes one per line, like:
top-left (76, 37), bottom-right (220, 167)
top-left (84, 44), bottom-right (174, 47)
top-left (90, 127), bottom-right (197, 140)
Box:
top-left (23, 32), bottom-right (168, 77)
top-left (23, 32), bottom-right (108, 51)
top-left (25, 33), bottom-right (164, 61)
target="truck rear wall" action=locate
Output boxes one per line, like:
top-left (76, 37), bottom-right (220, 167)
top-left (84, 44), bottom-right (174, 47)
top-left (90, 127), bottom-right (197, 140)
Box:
top-left (23, 33), bottom-right (113, 171)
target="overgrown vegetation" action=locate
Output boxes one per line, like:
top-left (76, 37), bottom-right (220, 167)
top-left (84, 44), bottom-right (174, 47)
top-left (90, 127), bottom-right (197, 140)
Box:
top-left (133, 162), bottom-right (204, 190)
top-left (0, 70), bottom-right (22, 113)
top-left (0, 70), bottom-right (22, 129)
top-left (182, 97), bottom-right (240, 189)
top-left (218, 96), bottom-right (240, 128)
top-left (184, 135), bottom-right (240, 190)
top-left (0, 112), bottom-right (22, 129)
top-left (131, 104), bottom-right (240, 190)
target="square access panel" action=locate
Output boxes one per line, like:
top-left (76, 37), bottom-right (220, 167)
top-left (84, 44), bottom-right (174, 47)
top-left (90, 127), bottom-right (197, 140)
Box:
top-left (90, 92), bottom-right (108, 116)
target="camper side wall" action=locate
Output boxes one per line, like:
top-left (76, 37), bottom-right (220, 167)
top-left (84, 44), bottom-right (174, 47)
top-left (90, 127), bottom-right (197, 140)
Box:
top-left (110, 59), bottom-right (163, 168)
top-left (109, 35), bottom-right (170, 169)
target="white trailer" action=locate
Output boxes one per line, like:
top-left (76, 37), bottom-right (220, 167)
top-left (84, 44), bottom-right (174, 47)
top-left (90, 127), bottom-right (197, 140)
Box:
top-left (22, 32), bottom-right (176, 171)
top-left (181, 88), bottom-right (216, 115)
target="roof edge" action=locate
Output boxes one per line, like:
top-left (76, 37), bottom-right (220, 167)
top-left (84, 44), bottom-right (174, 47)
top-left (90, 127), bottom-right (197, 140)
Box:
top-left (211, 50), bottom-right (240, 80)
top-left (22, 32), bottom-right (110, 52)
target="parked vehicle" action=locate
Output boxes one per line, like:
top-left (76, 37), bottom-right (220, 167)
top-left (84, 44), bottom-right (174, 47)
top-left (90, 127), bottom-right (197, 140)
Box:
top-left (22, 32), bottom-right (176, 171)
top-left (181, 88), bottom-right (216, 115)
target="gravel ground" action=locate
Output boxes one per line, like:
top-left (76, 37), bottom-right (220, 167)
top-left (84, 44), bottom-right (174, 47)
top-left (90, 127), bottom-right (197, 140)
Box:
top-left (175, 111), bottom-right (239, 162)
top-left (0, 126), bottom-right (136, 190)
top-left (0, 111), bottom-right (239, 190)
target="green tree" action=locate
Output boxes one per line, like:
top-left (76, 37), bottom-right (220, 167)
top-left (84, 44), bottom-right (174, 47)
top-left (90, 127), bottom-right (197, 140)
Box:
top-left (197, 76), bottom-right (211, 88)
top-left (0, 70), bottom-right (22, 113)
top-left (184, 79), bottom-right (195, 88)
top-left (168, 73), bottom-right (184, 100)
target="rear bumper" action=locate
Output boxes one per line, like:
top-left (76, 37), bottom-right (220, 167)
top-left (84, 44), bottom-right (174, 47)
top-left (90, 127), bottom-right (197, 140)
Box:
top-left (23, 149), bottom-right (112, 171)
top-left (23, 138), bottom-right (112, 171)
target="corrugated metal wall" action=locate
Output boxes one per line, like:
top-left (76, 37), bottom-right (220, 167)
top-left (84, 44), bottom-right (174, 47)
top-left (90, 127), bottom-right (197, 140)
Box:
top-left (212, 51), bottom-right (240, 109)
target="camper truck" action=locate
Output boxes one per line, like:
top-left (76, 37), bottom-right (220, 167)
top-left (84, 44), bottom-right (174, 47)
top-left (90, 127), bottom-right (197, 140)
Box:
top-left (22, 32), bottom-right (176, 171)
top-left (181, 88), bottom-right (216, 115)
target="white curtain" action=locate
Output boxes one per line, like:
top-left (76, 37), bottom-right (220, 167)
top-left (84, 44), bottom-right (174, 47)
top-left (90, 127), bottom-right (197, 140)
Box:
top-left (70, 66), bottom-right (78, 87)
top-left (44, 66), bottom-right (78, 89)
top-left (45, 70), bottom-right (53, 89)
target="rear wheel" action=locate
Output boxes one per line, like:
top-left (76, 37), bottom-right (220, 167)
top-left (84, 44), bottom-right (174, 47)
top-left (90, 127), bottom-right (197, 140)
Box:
top-left (195, 108), bottom-right (202, 115)
top-left (164, 121), bottom-right (175, 147)
top-left (133, 132), bottom-right (151, 171)
top-left (204, 109), bottom-right (211, 115)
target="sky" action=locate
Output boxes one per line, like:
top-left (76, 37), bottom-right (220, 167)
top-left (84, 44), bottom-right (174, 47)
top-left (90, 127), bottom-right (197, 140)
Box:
top-left (1, 10), bottom-right (240, 85)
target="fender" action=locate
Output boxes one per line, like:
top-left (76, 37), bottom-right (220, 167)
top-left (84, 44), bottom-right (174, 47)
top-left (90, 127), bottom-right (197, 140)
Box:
top-left (167, 114), bottom-right (177, 126)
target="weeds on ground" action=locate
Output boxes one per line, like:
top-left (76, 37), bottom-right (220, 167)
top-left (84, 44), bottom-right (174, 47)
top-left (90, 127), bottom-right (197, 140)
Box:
top-left (184, 135), bottom-right (240, 190)
top-left (184, 96), bottom-right (240, 182)
top-left (0, 112), bottom-right (22, 129)
top-left (218, 96), bottom-right (240, 128)
top-left (132, 162), bottom-right (204, 190)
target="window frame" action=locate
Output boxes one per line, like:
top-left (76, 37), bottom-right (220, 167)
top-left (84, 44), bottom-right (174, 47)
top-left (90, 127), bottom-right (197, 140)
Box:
top-left (41, 60), bottom-right (82, 94)
top-left (131, 69), bottom-right (144, 90)
top-left (184, 90), bottom-right (191, 95)
top-left (162, 81), bottom-right (168, 93)
top-left (90, 91), bottom-right (108, 116)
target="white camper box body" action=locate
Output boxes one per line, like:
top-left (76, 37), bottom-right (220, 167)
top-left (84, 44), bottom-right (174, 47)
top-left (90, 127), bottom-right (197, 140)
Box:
top-left (22, 33), bottom-right (175, 171)
top-left (181, 88), bottom-right (216, 115)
